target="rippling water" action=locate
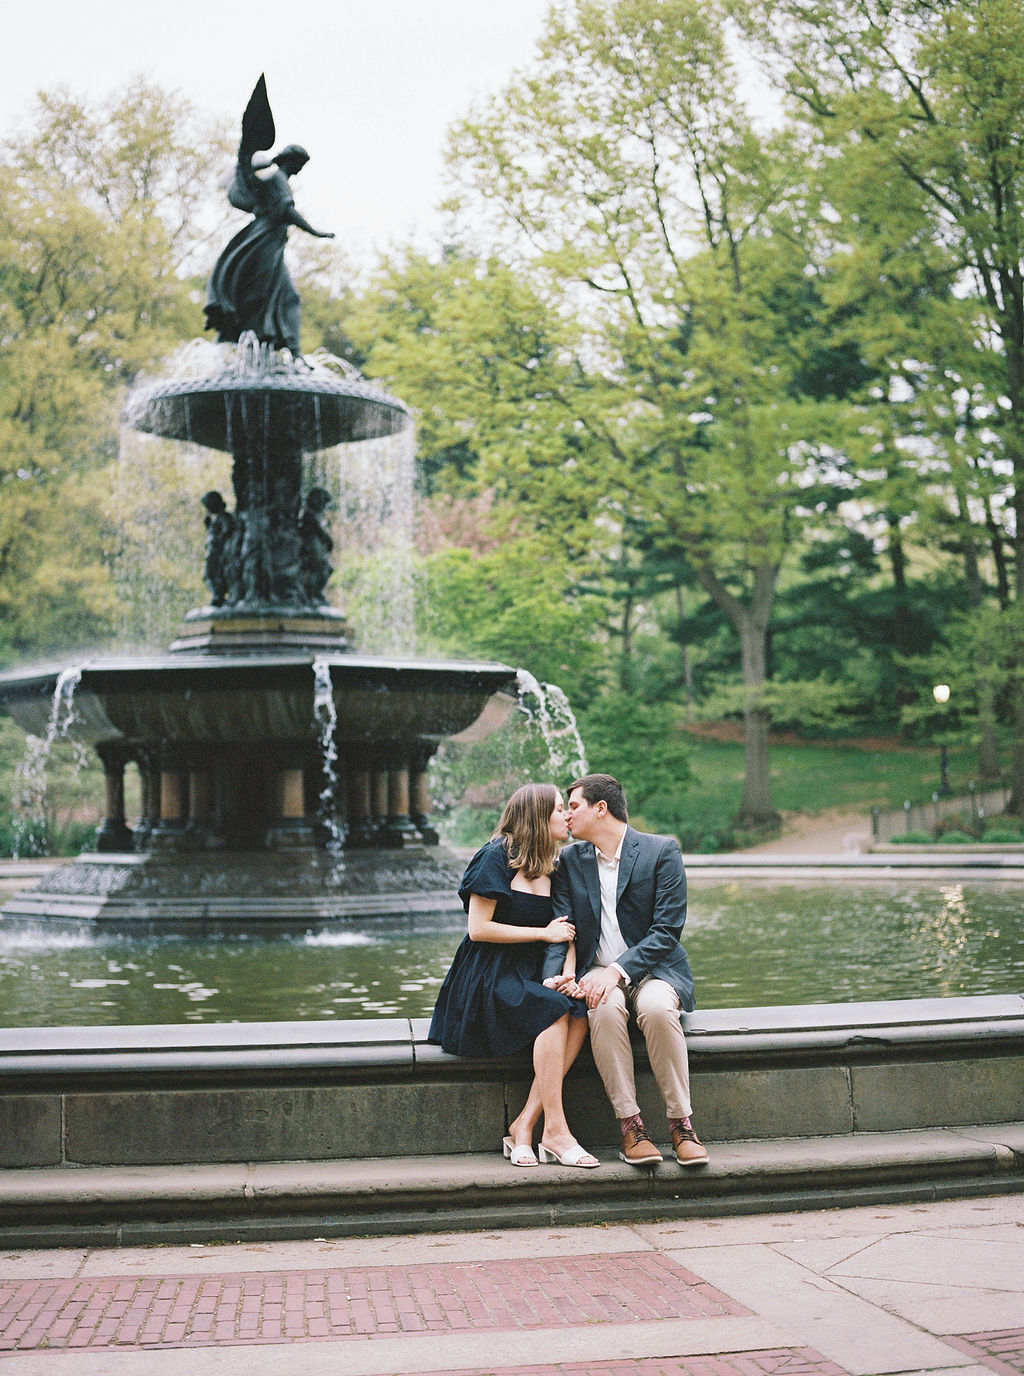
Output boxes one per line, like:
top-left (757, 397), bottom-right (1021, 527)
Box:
top-left (0, 882), bottom-right (1021, 1026)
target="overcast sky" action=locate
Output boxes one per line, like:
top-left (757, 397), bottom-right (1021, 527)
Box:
top-left (0, 0), bottom-right (555, 260)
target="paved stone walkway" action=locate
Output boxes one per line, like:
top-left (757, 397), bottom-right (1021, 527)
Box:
top-left (413, 1360), bottom-right (848, 1375)
top-left (1, 1194), bottom-right (1023, 1375)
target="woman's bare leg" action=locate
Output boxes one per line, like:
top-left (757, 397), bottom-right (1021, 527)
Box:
top-left (508, 1014), bottom-right (588, 1149)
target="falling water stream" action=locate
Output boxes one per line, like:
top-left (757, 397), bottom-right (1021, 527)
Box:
top-left (312, 657), bottom-right (344, 858)
top-left (12, 668), bottom-right (86, 858)
top-left (515, 668), bottom-right (588, 778)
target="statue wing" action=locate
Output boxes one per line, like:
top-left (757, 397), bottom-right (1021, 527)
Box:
top-left (227, 75), bottom-right (277, 213)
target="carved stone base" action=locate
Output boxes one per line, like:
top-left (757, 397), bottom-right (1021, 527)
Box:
top-left (0, 848), bottom-right (466, 926)
top-left (94, 820), bottom-right (135, 854)
top-left (170, 607), bottom-right (350, 655)
top-left (265, 818), bottom-right (317, 850)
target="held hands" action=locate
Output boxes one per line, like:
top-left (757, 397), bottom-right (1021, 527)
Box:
top-left (543, 972), bottom-right (582, 997)
top-left (577, 966), bottom-right (622, 1009)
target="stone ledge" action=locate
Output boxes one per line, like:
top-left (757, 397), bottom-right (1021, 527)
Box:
top-left (2, 998), bottom-right (1021, 1173)
top-left (2, 994), bottom-right (1020, 1078)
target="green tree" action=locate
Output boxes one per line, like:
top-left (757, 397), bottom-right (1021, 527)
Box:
top-left (420, 539), bottom-right (606, 704)
top-left (445, 0), bottom-right (856, 827)
top-left (0, 80), bottom-right (227, 660)
top-left (347, 248), bottom-right (599, 541)
top-left (732, 0), bottom-right (1024, 807)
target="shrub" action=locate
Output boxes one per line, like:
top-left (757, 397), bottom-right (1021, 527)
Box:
top-left (982, 815), bottom-right (1024, 838)
top-left (892, 831), bottom-right (932, 844)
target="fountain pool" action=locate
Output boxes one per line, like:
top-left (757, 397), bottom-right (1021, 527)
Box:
top-left (1, 879), bottom-right (1021, 1026)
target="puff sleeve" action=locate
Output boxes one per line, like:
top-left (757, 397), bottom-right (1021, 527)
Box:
top-left (457, 838), bottom-right (513, 911)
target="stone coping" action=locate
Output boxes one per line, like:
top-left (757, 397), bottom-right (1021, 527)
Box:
top-left (1, 993), bottom-right (1020, 1080)
top-left (684, 851), bottom-right (1024, 868)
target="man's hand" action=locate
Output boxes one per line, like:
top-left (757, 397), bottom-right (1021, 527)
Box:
top-left (577, 966), bottom-right (622, 1009)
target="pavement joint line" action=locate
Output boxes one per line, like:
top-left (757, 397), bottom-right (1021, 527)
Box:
top-left (663, 1240), bottom-right (1002, 1376)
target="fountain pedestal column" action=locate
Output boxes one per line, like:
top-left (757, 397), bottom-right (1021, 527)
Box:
top-left (95, 746), bottom-right (134, 854)
top-left (381, 763), bottom-right (421, 846)
top-left (266, 764), bottom-right (316, 849)
top-left (186, 768), bottom-right (220, 849)
top-left (410, 751), bottom-right (440, 845)
top-left (150, 761), bottom-right (189, 851)
top-left (347, 769), bottom-right (377, 848)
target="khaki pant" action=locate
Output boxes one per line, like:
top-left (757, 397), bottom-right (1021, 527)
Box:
top-left (587, 978), bottom-right (692, 1120)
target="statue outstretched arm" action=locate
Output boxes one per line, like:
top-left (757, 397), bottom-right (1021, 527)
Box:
top-left (285, 205), bottom-right (335, 239)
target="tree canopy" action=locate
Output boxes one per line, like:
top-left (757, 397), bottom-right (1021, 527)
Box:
top-left (4, 17), bottom-right (1024, 844)
top-left (0, 80), bottom-right (228, 659)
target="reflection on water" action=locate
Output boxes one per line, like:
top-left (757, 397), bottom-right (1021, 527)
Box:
top-left (0, 882), bottom-right (1022, 1026)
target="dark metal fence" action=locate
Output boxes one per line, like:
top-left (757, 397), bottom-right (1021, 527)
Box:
top-left (871, 782), bottom-right (1011, 843)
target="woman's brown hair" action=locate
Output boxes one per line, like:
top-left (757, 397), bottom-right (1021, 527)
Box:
top-left (491, 783), bottom-right (559, 879)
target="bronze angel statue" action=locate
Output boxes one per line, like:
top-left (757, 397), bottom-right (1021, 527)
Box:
top-left (204, 75), bottom-right (334, 354)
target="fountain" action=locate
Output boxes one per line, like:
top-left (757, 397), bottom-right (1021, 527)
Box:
top-left (0, 77), bottom-right (518, 927)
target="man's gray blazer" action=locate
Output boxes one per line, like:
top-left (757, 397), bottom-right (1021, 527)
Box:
top-left (545, 825), bottom-right (695, 1011)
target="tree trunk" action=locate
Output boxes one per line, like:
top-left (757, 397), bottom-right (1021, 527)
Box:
top-left (977, 677), bottom-right (1002, 782)
top-left (736, 613), bottom-right (780, 829)
top-left (695, 561), bottom-right (781, 830)
top-left (1003, 331), bottom-right (1024, 815)
top-left (675, 585), bottom-right (694, 716)
top-left (951, 478), bottom-right (1002, 780)
top-left (1009, 682), bottom-right (1024, 818)
top-left (985, 497), bottom-right (1010, 609)
top-left (618, 590), bottom-right (634, 692)
top-left (887, 522), bottom-right (914, 708)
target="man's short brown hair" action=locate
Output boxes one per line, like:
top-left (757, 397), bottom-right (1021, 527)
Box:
top-left (567, 773), bottom-right (628, 822)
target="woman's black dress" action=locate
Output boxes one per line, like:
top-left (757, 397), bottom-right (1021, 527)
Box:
top-left (428, 838), bottom-right (585, 1058)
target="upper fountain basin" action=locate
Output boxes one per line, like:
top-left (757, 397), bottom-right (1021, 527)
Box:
top-left (123, 343), bottom-right (410, 453)
top-left (0, 655), bottom-right (518, 748)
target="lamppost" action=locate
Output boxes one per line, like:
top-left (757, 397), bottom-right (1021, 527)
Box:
top-left (933, 683), bottom-right (951, 796)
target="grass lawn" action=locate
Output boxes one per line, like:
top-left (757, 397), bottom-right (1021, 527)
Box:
top-left (661, 729), bottom-right (989, 844)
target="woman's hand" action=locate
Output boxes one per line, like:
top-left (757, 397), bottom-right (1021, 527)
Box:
top-left (543, 916), bottom-right (575, 944)
top-left (544, 973), bottom-right (582, 996)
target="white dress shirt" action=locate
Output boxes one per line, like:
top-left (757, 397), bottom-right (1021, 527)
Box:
top-left (592, 831), bottom-right (629, 982)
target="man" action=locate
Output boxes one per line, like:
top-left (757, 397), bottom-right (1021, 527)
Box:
top-left (546, 773), bottom-right (708, 1167)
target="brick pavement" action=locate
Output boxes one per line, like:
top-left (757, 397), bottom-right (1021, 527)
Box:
top-left (948, 1330), bottom-right (1024, 1376)
top-left (5, 1246), bottom-right (1020, 1376)
top-left (0, 1252), bottom-right (746, 1353)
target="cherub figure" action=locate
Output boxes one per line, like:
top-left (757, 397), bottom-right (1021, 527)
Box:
top-left (300, 486), bottom-right (335, 604)
top-left (204, 74), bottom-right (334, 354)
top-left (200, 490), bottom-right (236, 607)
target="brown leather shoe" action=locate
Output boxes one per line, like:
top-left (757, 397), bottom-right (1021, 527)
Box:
top-left (670, 1116), bottom-right (709, 1166)
top-left (619, 1119), bottom-right (663, 1165)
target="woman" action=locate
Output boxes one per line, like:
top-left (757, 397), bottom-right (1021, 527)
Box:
top-left (428, 783), bottom-right (598, 1168)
